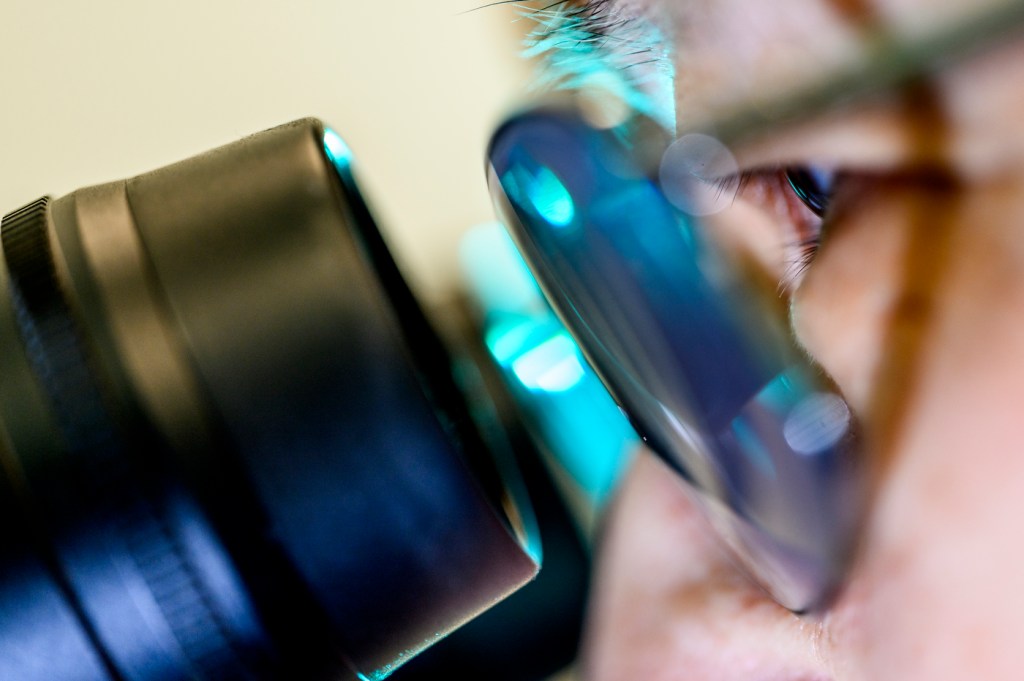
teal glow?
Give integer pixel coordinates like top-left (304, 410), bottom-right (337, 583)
top-left (484, 316), bottom-right (636, 506)
top-left (323, 128), bottom-right (353, 169)
top-left (526, 166), bottom-right (575, 227)
top-left (487, 318), bottom-right (537, 365)
top-left (459, 223), bottom-right (546, 318)
top-left (729, 418), bottom-right (776, 479)
top-left (511, 332), bottom-right (585, 393)
top-left (359, 634), bottom-right (451, 681)
top-left (468, 225), bottom-right (638, 512)
top-left (359, 667), bottom-right (392, 681)
top-left (521, 3), bottom-right (677, 131)
top-left (357, 653), bottom-right (406, 679)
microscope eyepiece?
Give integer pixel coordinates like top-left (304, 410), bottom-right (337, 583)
top-left (0, 119), bottom-right (539, 681)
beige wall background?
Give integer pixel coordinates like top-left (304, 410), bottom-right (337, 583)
top-left (0, 0), bottom-right (532, 301)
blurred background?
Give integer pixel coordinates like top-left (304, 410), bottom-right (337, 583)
top-left (0, 0), bottom-right (531, 303)
top-left (0, 2), bottom-right (642, 679)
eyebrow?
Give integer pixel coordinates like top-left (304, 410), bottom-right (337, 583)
top-left (521, 0), bottom-right (678, 130)
top-left (687, 0), bottom-right (1024, 147)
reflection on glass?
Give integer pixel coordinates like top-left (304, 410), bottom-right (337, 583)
top-left (488, 105), bottom-right (863, 612)
top-left (460, 223), bottom-right (638, 532)
top-left (323, 128), bottom-right (353, 169)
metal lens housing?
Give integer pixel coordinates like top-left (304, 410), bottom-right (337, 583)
top-left (0, 119), bottom-right (539, 681)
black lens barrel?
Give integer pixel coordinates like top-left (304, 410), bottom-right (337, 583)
top-left (0, 119), bottom-right (538, 681)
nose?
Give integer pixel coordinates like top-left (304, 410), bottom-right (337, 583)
top-left (580, 452), bottom-right (836, 681)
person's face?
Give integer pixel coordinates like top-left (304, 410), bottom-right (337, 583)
top-left (577, 1), bottom-right (1024, 679)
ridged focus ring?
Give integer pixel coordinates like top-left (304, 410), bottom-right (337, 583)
top-left (1, 198), bottom-right (253, 679)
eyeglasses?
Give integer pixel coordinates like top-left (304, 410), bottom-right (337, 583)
top-left (486, 0), bottom-right (1024, 613)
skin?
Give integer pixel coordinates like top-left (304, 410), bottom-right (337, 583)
top-left (580, 1), bottom-right (1024, 679)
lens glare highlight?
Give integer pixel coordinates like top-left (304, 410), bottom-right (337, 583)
top-left (323, 128), bottom-right (353, 169)
top-left (461, 223), bottom-right (638, 524)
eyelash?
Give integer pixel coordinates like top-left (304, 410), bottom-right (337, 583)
top-left (712, 169), bottom-right (827, 291)
top-left (519, 3), bottom-right (823, 288)
top-left (524, 1), bottom-right (641, 50)
top-left (532, 1), bottom-right (626, 31)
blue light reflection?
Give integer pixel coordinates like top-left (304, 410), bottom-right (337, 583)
top-left (323, 128), bottom-right (353, 169)
top-left (525, 167), bottom-right (575, 227)
top-left (462, 224), bottom-right (637, 517)
top-left (510, 332), bottom-right (585, 393)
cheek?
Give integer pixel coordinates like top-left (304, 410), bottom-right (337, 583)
top-left (789, 194), bottom-right (914, 414)
top-left (791, 180), bottom-right (1024, 447)
top-left (792, 182), bottom-right (1024, 679)
top-left (581, 454), bottom-right (833, 681)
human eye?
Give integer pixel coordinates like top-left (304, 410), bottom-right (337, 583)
top-left (784, 166), bottom-right (835, 217)
top-left (680, 163), bottom-right (840, 294)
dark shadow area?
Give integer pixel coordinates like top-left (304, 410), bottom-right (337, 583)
top-left (392, 420), bottom-right (590, 681)
top-left (392, 305), bottom-right (592, 681)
